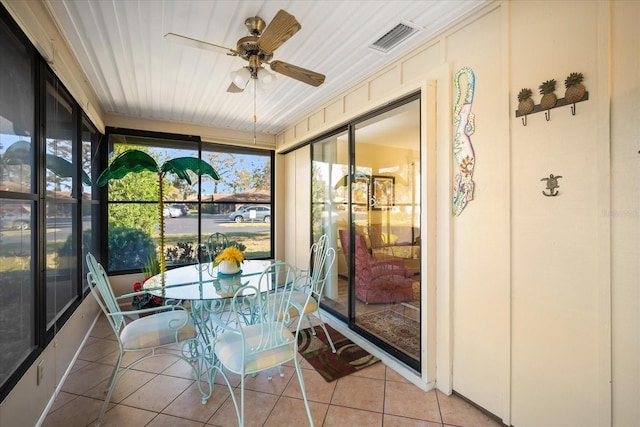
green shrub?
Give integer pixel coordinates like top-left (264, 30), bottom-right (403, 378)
top-left (107, 226), bottom-right (156, 271)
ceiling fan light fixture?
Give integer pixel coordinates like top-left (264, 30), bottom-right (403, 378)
top-left (257, 67), bottom-right (276, 88)
top-left (230, 67), bottom-right (251, 88)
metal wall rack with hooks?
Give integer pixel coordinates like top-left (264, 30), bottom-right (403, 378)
top-left (516, 92), bottom-right (589, 126)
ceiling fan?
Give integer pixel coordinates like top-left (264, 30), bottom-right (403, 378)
top-left (165, 9), bottom-right (326, 93)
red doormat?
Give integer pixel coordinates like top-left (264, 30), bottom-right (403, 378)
top-left (297, 324), bottom-right (379, 382)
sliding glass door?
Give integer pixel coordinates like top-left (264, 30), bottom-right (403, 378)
top-left (311, 93), bottom-right (421, 369)
top-left (311, 129), bottom-right (348, 318)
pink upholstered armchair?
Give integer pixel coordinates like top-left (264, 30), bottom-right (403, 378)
top-left (339, 229), bottom-right (414, 304)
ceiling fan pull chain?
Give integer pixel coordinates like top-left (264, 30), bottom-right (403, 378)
top-left (253, 78), bottom-right (257, 144)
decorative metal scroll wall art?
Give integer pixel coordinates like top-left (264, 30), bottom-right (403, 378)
top-left (452, 67), bottom-right (476, 216)
top-left (516, 72), bottom-right (588, 126)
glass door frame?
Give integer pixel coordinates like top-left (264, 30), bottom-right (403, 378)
top-left (311, 91), bottom-right (421, 371)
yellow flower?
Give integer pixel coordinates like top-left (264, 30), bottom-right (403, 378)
top-left (214, 246), bottom-right (245, 267)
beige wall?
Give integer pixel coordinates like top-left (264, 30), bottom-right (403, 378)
top-left (0, 297), bottom-right (99, 427)
top-left (610, 2), bottom-right (640, 426)
top-left (277, 1), bottom-right (639, 426)
top-left (510, 1), bottom-right (611, 426)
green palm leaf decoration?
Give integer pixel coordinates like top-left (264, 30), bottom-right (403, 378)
top-left (3, 140), bottom-right (91, 185)
top-left (97, 149), bottom-right (220, 286)
top-left (162, 157), bottom-right (220, 184)
top-left (96, 150), bottom-right (158, 185)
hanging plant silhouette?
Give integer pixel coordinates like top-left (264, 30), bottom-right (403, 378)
top-left (97, 149), bottom-right (219, 285)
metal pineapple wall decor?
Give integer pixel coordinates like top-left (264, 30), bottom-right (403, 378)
top-left (515, 72), bottom-right (588, 125)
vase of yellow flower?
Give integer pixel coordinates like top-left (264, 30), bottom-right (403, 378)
top-left (214, 246), bottom-right (244, 275)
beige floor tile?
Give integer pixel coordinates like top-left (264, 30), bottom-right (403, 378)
top-left (212, 366), bottom-right (242, 388)
top-left (436, 391), bottom-right (503, 427)
top-left (349, 361), bottom-right (386, 380)
top-left (207, 388), bottom-right (279, 427)
top-left (384, 414), bottom-right (443, 427)
top-left (60, 362), bottom-right (116, 395)
top-left (331, 375), bottom-right (385, 412)
top-left (84, 368), bottom-right (156, 403)
top-left (148, 413), bottom-right (206, 426)
top-left (96, 347), bottom-right (150, 368)
top-left (47, 391), bottom-right (78, 413)
top-left (120, 374), bottom-right (193, 412)
top-left (282, 366), bottom-right (337, 404)
top-left (162, 358), bottom-right (201, 379)
top-left (45, 313), bottom-right (508, 427)
top-left (243, 365), bottom-right (295, 395)
top-left (90, 320), bottom-right (115, 339)
top-left (322, 404), bottom-right (383, 427)
top-left (126, 351), bottom-right (183, 373)
top-left (94, 403), bottom-right (157, 426)
top-left (78, 338), bottom-right (119, 361)
top-left (384, 382), bottom-right (441, 423)
top-left (69, 358), bottom-right (91, 374)
top-left (386, 367), bottom-right (412, 383)
top-left (263, 396), bottom-right (328, 427)
top-left (162, 382), bottom-right (230, 422)
top-left (42, 396), bottom-right (105, 427)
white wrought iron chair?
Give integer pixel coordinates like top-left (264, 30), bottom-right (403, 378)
top-left (206, 232), bottom-right (229, 258)
top-left (290, 234), bottom-right (337, 352)
top-left (85, 253), bottom-right (210, 426)
top-left (213, 261), bottom-right (315, 427)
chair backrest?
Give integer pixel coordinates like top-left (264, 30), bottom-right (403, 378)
top-left (86, 253), bottom-right (125, 334)
top-left (206, 232), bottom-right (229, 258)
top-left (231, 261), bottom-right (309, 353)
top-left (306, 235), bottom-right (336, 298)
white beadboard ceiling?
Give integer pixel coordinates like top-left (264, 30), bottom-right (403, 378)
top-left (43, 0), bottom-right (489, 136)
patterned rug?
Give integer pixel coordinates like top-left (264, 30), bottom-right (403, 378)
top-left (297, 324), bottom-right (380, 382)
top-left (357, 309), bottom-right (420, 359)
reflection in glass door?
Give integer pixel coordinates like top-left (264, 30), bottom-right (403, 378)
top-left (311, 93), bottom-right (421, 369)
top-left (311, 130), bottom-right (348, 320)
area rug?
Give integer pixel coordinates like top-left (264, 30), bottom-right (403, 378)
top-left (357, 310), bottom-right (420, 359)
top-left (297, 324), bottom-right (379, 382)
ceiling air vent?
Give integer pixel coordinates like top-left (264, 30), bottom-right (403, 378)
top-left (369, 21), bottom-right (422, 54)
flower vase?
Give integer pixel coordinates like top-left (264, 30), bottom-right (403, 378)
top-left (218, 260), bottom-right (240, 275)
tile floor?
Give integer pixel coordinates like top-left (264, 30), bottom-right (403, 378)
top-left (42, 315), bottom-right (503, 427)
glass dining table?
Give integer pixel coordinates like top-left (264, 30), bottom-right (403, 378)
top-left (142, 259), bottom-right (274, 402)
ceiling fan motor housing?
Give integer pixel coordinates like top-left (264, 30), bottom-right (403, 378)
top-left (236, 36), bottom-right (273, 63)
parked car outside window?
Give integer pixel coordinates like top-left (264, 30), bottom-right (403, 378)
top-left (172, 204), bottom-right (189, 216)
top-left (228, 206), bottom-right (271, 223)
top-left (0, 205), bottom-right (31, 230)
top-left (163, 206), bottom-right (183, 218)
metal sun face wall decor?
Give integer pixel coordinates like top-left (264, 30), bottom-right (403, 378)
top-left (452, 67), bottom-right (476, 216)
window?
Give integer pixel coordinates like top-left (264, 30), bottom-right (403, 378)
top-left (0, 7), bottom-right (37, 394)
top-left (45, 76), bottom-right (79, 328)
top-left (0, 5), bottom-right (99, 400)
top-left (104, 131), bottom-right (274, 273)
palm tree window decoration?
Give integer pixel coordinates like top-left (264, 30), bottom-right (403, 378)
top-left (97, 149), bottom-right (219, 286)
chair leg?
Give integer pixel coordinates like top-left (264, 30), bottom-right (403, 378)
top-left (239, 373), bottom-right (245, 427)
top-left (313, 313), bottom-right (336, 353)
top-left (96, 352), bottom-right (123, 426)
top-left (214, 364), bottom-right (240, 425)
top-left (294, 355), bottom-right (314, 427)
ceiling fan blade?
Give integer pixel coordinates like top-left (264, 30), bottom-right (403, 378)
top-left (257, 10), bottom-right (301, 53)
top-left (227, 82), bottom-right (245, 93)
top-left (164, 32), bottom-right (237, 56)
top-left (270, 60), bottom-right (325, 87)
